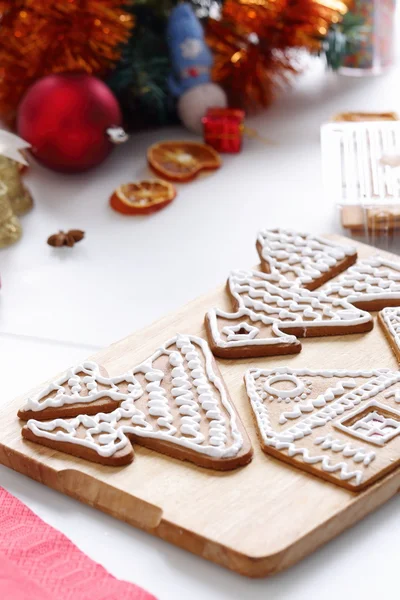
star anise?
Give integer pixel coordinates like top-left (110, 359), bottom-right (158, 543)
top-left (47, 229), bottom-right (85, 248)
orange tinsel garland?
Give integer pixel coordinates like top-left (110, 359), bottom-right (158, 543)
top-left (207, 18), bottom-right (299, 109)
top-left (0, 0), bottom-right (134, 122)
top-left (207, 0), bottom-right (350, 109)
top-left (222, 0), bottom-right (350, 50)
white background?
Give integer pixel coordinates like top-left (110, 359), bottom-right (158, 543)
top-left (1, 56), bottom-right (400, 599)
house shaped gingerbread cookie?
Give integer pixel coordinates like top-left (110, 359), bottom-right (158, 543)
top-left (378, 306), bottom-right (400, 362)
top-left (245, 366), bottom-right (400, 490)
top-left (19, 334), bottom-right (253, 470)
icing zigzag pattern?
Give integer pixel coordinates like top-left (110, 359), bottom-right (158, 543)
top-left (20, 335), bottom-right (252, 470)
top-left (205, 269), bottom-right (373, 358)
top-left (245, 367), bottom-right (400, 490)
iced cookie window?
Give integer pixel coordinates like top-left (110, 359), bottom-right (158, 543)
top-left (335, 401), bottom-right (400, 447)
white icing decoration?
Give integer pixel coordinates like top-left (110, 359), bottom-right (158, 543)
top-left (25, 335), bottom-right (243, 461)
top-left (264, 374), bottom-right (304, 399)
top-left (229, 270), bottom-right (371, 329)
top-left (25, 361), bottom-right (142, 412)
top-left (245, 367), bottom-right (394, 486)
top-left (206, 269), bottom-right (372, 353)
top-left (385, 387), bottom-right (400, 403)
top-left (314, 435), bottom-right (376, 466)
top-left (207, 306), bottom-right (299, 350)
top-left (222, 322), bottom-right (259, 342)
top-left (335, 400), bottom-right (400, 447)
top-left (256, 229), bottom-right (356, 287)
top-left (325, 256), bottom-right (400, 305)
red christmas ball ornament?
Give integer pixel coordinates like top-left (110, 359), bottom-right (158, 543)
top-left (17, 74), bottom-right (127, 173)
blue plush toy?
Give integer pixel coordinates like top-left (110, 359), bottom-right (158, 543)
top-left (167, 3), bottom-right (213, 96)
top-left (167, 3), bottom-right (227, 132)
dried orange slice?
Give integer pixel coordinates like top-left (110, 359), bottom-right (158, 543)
top-left (110, 180), bottom-right (176, 215)
top-left (147, 141), bottom-right (221, 182)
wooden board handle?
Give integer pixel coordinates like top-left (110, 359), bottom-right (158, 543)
top-left (58, 469), bottom-right (163, 530)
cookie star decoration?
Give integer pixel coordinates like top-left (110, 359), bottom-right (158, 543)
top-left (19, 334), bottom-right (253, 470)
top-left (205, 269), bottom-right (373, 358)
top-left (222, 322), bottom-right (260, 342)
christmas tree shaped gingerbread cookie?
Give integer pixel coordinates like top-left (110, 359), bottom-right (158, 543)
top-left (256, 229), bottom-right (357, 290)
top-left (205, 269), bottom-right (373, 358)
top-left (19, 334), bottom-right (253, 470)
top-left (325, 256), bottom-right (400, 311)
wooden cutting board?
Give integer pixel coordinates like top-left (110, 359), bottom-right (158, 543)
top-left (1, 235), bottom-right (400, 578)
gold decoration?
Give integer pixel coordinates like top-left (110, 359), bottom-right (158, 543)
top-left (0, 156), bottom-right (33, 215)
top-left (0, 182), bottom-right (22, 248)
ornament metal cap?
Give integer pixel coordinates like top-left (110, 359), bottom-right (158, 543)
top-left (106, 126), bottom-right (129, 144)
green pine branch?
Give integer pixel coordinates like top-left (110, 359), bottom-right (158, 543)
top-left (106, 5), bottom-right (174, 129)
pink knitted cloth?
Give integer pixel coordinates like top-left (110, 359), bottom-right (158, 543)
top-left (0, 486), bottom-right (156, 600)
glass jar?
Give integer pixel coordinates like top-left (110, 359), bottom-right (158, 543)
top-left (340, 0), bottom-right (397, 76)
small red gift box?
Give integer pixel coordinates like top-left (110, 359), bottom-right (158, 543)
top-left (202, 108), bottom-right (245, 153)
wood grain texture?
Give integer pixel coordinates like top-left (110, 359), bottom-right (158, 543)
top-left (1, 235), bottom-right (400, 577)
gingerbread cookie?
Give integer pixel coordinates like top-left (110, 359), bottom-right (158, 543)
top-left (245, 366), bottom-right (400, 490)
top-left (147, 141), bottom-right (221, 182)
top-left (205, 270), bottom-right (373, 359)
top-left (325, 256), bottom-right (400, 311)
top-left (378, 307), bottom-right (400, 362)
top-left (256, 229), bottom-right (357, 290)
top-left (20, 334), bottom-right (253, 470)
top-left (18, 362), bottom-right (131, 422)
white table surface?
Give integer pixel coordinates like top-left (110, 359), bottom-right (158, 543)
top-left (1, 58), bottom-right (400, 599)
